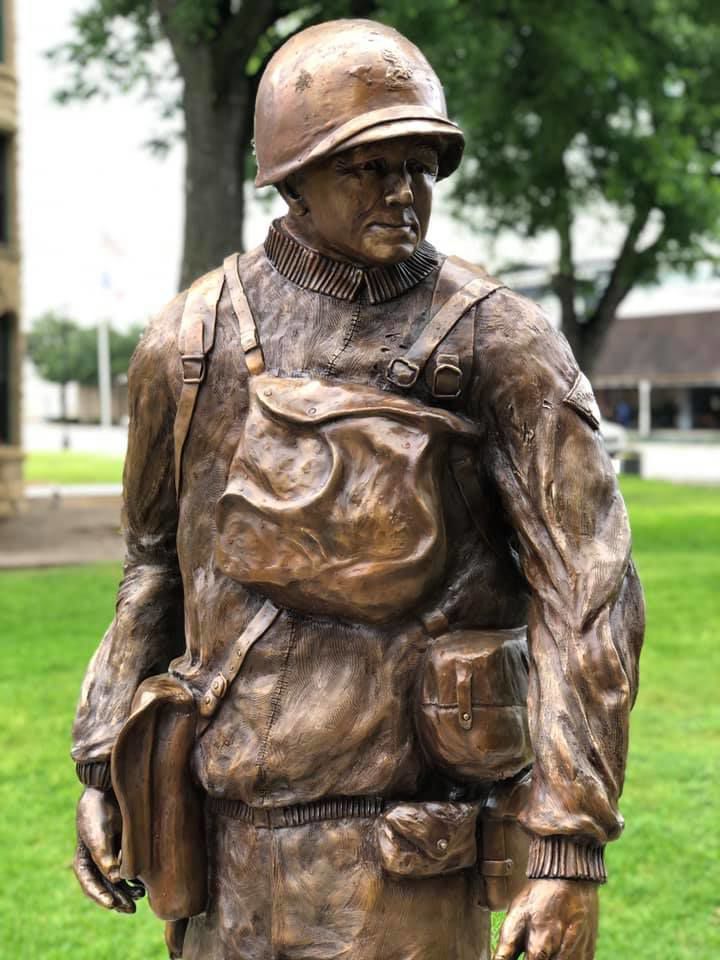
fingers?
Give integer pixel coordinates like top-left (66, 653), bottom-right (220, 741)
top-left (493, 907), bottom-right (527, 960)
top-left (124, 879), bottom-right (146, 901)
top-left (74, 842), bottom-right (116, 911)
top-left (109, 879), bottom-right (140, 915)
top-left (73, 842), bottom-right (139, 914)
top-left (77, 789), bottom-right (122, 883)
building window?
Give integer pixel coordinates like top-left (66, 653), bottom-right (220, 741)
top-left (0, 313), bottom-right (11, 444)
top-left (0, 135), bottom-right (8, 244)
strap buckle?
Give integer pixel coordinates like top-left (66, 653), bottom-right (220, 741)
top-left (432, 354), bottom-right (463, 398)
top-left (181, 352), bottom-right (206, 384)
top-left (386, 356), bottom-right (420, 388)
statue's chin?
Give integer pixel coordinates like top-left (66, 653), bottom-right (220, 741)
top-left (357, 236), bottom-right (419, 267)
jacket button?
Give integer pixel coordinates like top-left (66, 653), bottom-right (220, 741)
top-left (210, 674), bottom-right (228, 698)
top-left (437, 838), bottom-right (449, 852)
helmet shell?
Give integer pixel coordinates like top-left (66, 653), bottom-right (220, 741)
top-left (254, 19), bottom-right (464, 187)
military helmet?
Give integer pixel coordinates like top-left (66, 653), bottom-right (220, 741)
top-left (253, 19), bottom-right (465, 187)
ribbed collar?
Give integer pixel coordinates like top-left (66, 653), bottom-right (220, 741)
top-left (264, 220), bottom-right (439, 304)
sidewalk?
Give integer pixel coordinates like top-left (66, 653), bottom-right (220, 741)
top-left (635, 441), bottom-right (720, 484)
top-left (0, 491), bottom-right (124, 570)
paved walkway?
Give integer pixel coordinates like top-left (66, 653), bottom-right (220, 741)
top-left (635, 442), bottom-right (720, 484)
top-left (0, 493), bottom-right (124, 569)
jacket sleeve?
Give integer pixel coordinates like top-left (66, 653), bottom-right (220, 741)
top-left (474, 291), bottom-right (645, 882)
top-left (71, 296), bottom-right (187, 784)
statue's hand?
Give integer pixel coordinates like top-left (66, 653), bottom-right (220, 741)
top-left (493, 879), bottom-right (598, 960)
top-left (74, 787), bottom-right (145, 914)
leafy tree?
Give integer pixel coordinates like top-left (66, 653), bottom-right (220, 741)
top-left (49, 1), bottom-right (381, 290)
top-left (27, 313), bottom-right (143, 420)
top-left (108, 324), bottom-right (145, 381)
top-left (52, 2), bottom-right (720, 371)
top-left (27, 313), bottom-right (96, 420)
top-left (385, 0), bottom-right (720, 370)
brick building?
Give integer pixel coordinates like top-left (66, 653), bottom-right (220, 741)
top-left (0, 0), bottom-right (20, 515)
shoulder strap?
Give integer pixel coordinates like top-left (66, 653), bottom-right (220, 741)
top-left (174, 269), bottom-right (225, 497)
top-left (223, 253), bottom-right (265, 375)
top-left (387, 256), bottom-right (504, 389)
top-left (196, 599), bottom-right (281, 733)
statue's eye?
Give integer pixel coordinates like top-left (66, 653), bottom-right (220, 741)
top-left (407, 158), bottom-right (438, 177)
top-left (359, 158), bottom-right (385, 174)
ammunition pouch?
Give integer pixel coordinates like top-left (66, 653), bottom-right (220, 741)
top-left (416, 627), bottom-right (532, 782)
top-left (111, 674), bottom-right (207, 921)
top-left (478, 769), bottom-right (532, 911)
top-left (376, 800), bottom-right (479, 879)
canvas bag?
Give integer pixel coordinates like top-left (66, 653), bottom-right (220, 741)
top-left (210, 253), bottom-right (502, 625)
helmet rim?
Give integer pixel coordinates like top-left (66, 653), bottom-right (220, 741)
top-left (255, 106), bottom-right (464, 187)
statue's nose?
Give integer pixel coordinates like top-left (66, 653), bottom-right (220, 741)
top-left (384, 172), bottom-right (414, 206)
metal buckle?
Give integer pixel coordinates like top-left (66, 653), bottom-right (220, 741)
top-left (386, 356), bottom-right (420, 388)
top-left (181, 352), bottom-right (206, 384)
top-left (432, 354), bottom-right (462, 398)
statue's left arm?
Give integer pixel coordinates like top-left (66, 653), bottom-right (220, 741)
top-left (472, 292), bottom-right (645, 957)
top-left (71, 297), bottom-right (186, 913)
top-left (71, 298), bottom-right (186, 776)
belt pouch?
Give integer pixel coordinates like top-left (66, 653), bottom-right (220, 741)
top-left (111, 674), bottom-right (207, 921)
top-left (478, 769), bottom-right (532, 911)
top-left (376, 801), bottom-right (479, 879)
top-left (417, 627), bottom-right (532, 782)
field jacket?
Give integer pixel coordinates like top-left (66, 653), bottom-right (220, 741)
top-left (72, 220), bottom-right (644, 882)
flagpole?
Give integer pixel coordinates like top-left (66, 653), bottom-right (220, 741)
top-left (97, 316), bottom-right (112, 428)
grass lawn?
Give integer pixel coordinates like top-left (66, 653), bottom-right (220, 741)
top-left (0, 477), bottom-right (718, 958)
top-left (24, 451), bottom-right (125, 485)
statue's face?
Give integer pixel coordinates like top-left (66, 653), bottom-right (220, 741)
top-left (290, 136), bottom-right (440, 266)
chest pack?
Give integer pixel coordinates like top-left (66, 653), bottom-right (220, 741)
top-left (174, 252), bottom-right (502, 625)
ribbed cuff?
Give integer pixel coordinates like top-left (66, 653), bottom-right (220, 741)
top-left (76, 760), bottom-right (112, 791)
top-left (527, 835), bottom-right (607, 883)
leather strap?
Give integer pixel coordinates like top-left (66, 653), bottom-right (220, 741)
top-left (387, 258), bottom-right (504, 389)
top-left (174, 269), bottom-right (224, 496)
top-left (430, 255), bottom-right (496, 314)
top-left (223, 253), bottom-right (265, 375)
top-left (196, 599), bottom-right (280, 730)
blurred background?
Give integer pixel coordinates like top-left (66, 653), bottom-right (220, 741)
top-left (0, 2), bottom-right (718, 958)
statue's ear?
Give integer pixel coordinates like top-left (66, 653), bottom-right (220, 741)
top-left (277, 176), bottom-right (308, 216)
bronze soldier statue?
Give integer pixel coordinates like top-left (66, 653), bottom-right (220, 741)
top-left (71, 20), bottom-right (644, 960)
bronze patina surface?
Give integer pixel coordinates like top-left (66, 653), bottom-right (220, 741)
top-left (71, 19), bottom-right (644, 960)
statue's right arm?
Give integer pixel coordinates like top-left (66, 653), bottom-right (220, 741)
top-left (71, 294), bottom-right (187, 911)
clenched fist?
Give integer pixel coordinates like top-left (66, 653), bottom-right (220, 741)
top-left (73, 787), bottom-right (145, 914)
top-left (494, 879), bottom-right (598, 960)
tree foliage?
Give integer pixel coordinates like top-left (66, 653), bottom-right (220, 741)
top-left (28, 312), bottom-right (143, 389)
top-left (27, 313), bottom-right (95, 389)
top-left (49, 1), bottom-right (381, 286)
top-left (51, 1), bottom-right (720, 369)
top-left (384, 0), bottom-right (720, 368)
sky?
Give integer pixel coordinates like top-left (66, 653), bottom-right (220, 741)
top-left (18, 2), bottom-right (720, 335)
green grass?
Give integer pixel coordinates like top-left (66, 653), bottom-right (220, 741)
top-left (0, 478), bottom-right (718, 958)
top-left (24, 452), bottom-right (124, 485)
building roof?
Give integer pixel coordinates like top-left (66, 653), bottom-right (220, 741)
top-left (592, 310), bottom-right (720, 387)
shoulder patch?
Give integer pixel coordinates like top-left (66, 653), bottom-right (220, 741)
top-left (563, 371), bottom-right (601, 430)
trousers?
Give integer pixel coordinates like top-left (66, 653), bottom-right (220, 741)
top-left (181, 807), bottom-right (490, 960)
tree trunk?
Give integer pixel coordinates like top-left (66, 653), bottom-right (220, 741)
top-left (567, 309), bottom-right (618, 376)
top-left (559, 202), bottom-right (657, 376)
top-left (179, 75), bottom-right (251, 289)
top-left (59, 381), bottom-right (68, 422)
